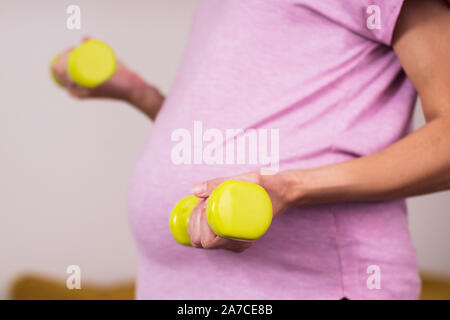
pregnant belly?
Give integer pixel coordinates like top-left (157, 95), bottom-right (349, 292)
top-left (127, 135), bottom-right (340, 271)
top-left (126, 123), bottom-right (257, 260)
top-left (126, 122), bottom-right (419, 301)
top-left (126, 111), bottom-right (346, 261)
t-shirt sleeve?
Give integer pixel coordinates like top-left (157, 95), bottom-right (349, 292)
top-left (292, 0), bottom-right (407, 46)
top-left (360, 0), bottom-right (406, 45)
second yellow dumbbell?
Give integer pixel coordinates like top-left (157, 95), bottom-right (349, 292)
top-left (51, 39), bottom-right (117, 88)
top-left (169, 180), bottom-right (273, 246)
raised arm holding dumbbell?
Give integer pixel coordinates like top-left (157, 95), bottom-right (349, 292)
top-left (51, 38), bottom-right (164, 120)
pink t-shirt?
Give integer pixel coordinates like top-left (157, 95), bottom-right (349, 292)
top-left (128, 0), bottom-right (420, 299)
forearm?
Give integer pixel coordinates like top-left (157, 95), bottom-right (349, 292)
top-left (284, 116), bottom-right (450, 207)
top-left (127, 76), bottom-right (165, 120)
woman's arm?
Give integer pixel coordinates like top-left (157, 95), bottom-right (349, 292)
top-left (283, 0), bottom-right (450, 207)
top-left (52, 38), bottom-right (165, 120)
top-left (126, 74), bottom-right (165, 120)
top-left (187, 0), bottom-right (450, 252)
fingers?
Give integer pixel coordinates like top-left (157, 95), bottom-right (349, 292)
top-left (190, 177), bottom-right (227, 198)
top-left (226, 240), bottom-right (253, 253)
top-left (188, 172), bottom-right (264, 253)
top-left (51, 46), bottom-right (95, 98)
top-left (187, 199), bottom-right (219, 249)
top-left (186, 198), bottom-right (253, 252)
top-left (51, 48), bottom-right (74, 88)
top-left (190, 172), bottom-right (264, 199)
top-left (187, 200), bottom-right (204, 248)
top-left (52, 37), bottom-right (90, 90)
top-left (231, 172), bottom-right (263, 185)
top-left (199, 206), bottom-right (218, 248)
top-left (67, 86), bottom-right (92, 98)
top-left (66, 79), bottom-right (92, 97)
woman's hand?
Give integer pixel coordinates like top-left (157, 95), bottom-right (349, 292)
top-left (51, 37), bottom-right (164, 120)
top-left (187, 172), bottom-right (294, 253)
top-left (51, 38), bottom-right (138, 100)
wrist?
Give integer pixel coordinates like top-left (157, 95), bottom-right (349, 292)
top-left (280, 170), bottom-right (309, 208)
top-left (258, 171), bottom-right (307, 215)
top-left (283, 165), bottom-right (356, 207)
top-left (127, 72), bottom-right (147, 104)
top-left (128, 75), bottom-right (164, 119)
top-left (281, 168), bottom-right (332, 208)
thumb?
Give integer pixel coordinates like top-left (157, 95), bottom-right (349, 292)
top-left (190, 177), bottom-right (227, 198)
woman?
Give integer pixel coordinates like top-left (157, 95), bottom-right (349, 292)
top-left (52, 0), bottom-right (450, 299)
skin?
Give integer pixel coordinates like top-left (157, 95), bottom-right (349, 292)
top-left (53, 0), bottom-right (450, 253)
top-left (52, 37), bottom-right (164, 120)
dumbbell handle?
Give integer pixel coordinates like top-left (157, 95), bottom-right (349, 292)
top-left (169, 181), bottom-right (273, 246)
top-left (50, 39), bottom-right (117, 88)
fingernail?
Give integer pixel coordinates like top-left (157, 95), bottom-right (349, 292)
top-left (191, 183), bottom-right (206, 196)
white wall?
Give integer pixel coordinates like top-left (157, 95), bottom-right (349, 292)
top-left (0, 0), bottom-right (448, 300)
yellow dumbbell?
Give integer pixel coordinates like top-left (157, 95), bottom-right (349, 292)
top-left (169, 180), bottom-right (273, 246)
top-left (50, 39), bottom-right (117, 88)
